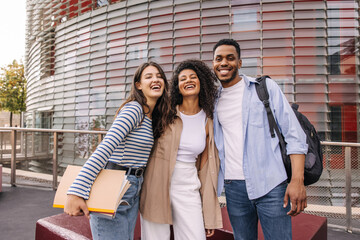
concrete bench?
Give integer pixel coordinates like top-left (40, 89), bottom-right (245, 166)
top-left (305, 204), bottom-right (360, 219)
top-left (35, 208), bottom-right (326, 240)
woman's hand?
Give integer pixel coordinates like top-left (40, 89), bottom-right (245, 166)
top-left (205, 229), bottom-right (215, 237)
top-left (64, 194), bottom-right (90, 219)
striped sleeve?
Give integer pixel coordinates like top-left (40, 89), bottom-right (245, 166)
top-left (67, 101), bottom-right (143, 199)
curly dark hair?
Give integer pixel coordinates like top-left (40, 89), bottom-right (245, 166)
top-left (115, 61), bottom-right (172, 139)
top-left (170, 59), bottom-right (218, 120)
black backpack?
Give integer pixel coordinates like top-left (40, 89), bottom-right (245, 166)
top-left (255, 76), bottom-right (323, 186)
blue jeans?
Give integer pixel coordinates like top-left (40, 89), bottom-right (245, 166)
top-left (90, 175), bottom-right (143, 240)
top-left (224, 180), bottom-right (291, 240)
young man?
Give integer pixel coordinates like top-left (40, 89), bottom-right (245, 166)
top-left (212, 39), bottom-right (308, 239)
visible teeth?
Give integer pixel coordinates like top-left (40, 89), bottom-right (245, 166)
top-left (220, 70), bottom-right (229, 74)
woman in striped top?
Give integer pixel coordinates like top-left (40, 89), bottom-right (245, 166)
top-left (64, 62), bottom-right (171, 240)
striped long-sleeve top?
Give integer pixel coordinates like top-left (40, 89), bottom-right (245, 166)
top-left (67, 101), bottom-right (154, 199)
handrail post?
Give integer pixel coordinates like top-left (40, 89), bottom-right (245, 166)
top-left (1, 132), bottom-right (3, 160)
top-left (345, 146), bottom-right (352, 233)
top-left (10, 130), bottom-right (17, 186)
top-left (53, 131), bottom-right (58, 190)
top-left (25, 132), bottom-right (28, 160)
top-left (98, 133), bottom-right (102, 145)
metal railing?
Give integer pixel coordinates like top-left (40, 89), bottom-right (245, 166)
top-left (0, 127), bottom-right (359, 233)
top-left (0, 127), bottom-right (107, 190)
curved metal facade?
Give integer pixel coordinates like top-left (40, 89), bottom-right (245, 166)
top-left (25, 0), bottom-right (360, 164)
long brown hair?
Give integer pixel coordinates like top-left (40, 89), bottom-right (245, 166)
top-left (115, 61), bottom-right (171, 139)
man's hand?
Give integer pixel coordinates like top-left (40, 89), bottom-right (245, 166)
top-left (283, 179), bottom-right (307, 216)
top-left (64, 194), bottom-right (90, 219)
top-left (284, 154), bottom-right (307, 216)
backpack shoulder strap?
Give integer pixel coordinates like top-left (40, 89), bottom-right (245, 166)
top-left (255, 76), bottom-right (276, 138)
top-left (255, 76), bottom-right (288, 158)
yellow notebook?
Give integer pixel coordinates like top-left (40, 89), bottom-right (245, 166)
top-left (53, 165), bottom-right (131, 218)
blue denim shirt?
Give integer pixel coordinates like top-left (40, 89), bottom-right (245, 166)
top-left (214, 74), bottom-right (308, 200)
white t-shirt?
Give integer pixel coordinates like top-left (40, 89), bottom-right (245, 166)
top-left (217, 79), bottom-right (245, 180)
top-left (176, 109), bottom-right (206, 163)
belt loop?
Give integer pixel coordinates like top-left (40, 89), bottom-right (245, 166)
top-left (126, 167), bottom-right (132, 176)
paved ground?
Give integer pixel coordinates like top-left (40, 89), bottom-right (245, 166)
top-left (0, 172), bottom-right (360, 240)
top-left (0, 184), bottom-right (62, 240)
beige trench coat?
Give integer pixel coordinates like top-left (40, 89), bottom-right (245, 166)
top-left (139, 111), bottom-right (223, 229)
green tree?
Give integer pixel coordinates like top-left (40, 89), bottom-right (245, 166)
top-left (0, 60), bottom-right (26, 127)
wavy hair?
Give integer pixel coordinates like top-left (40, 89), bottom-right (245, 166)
top-left (170, 59), bottom-right (217, 119)
top-left (115, 61), bottom-right (171, 139)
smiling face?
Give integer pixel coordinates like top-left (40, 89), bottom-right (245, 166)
top-left (135, 65), bottom-right (165, 102)
top-left (178, 69), bottom-right (201, 98)
top-left (213, 45), bottom-right (242, 88)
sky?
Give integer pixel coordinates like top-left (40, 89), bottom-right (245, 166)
top-left (0, 1), bottom-right (26, 68)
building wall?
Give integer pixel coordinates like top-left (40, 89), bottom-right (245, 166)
top-left (25, 0), bottom-right (360, 165)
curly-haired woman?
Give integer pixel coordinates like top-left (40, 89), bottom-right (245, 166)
top-left (140, 59), bottom-right (223, 240)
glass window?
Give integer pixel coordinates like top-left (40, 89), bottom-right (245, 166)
top-left (149, 7), bottom-right (173, 17)
top-left (296, 93), bottom-right (327, 103)
top-left (149, 31), bottom-right (173, 41)
top-left (174, 45), bottom-right (200, 54)
top-left (295, 10), bottom-right (325, 19)
top-left (202, 16), bottom-right (229, 26)
top-left (174, 19), bottom-right (200, 29)
top-left (263, 48), bottom-right (292, 57)
top-left (295, 66), bottom-right (327, 75)
top-left (263, 39), bottom-right (292, 48)
top-left (295, 56), bottom-right (326, 65)
top-left (174, 2), bottom-right (200, 12)
top-left (263, 20), bottom-right (292, 30)
top-left (263, 29), bottom-right (292, 39)
top-left (295, 47), bottom-right (326, 56)
top-left (233, 31), bottom-right (261, 40)
top-left (127, 19), bottom-right (148, 29)
top-left (295, 20), bottom-right (326, 28)
top-left (263, 57), bottom-right (292, 66)
top-left (149, 23), bottom-right (173, 33)
top-left (174, 28), bottom-right (200, 38)
top-left (107, 69), bottom-right (126, 78)
top-left (107, 24), bottom-right (126, 34)
top-left (107, 53), bottom-right (126, 63)
top-left (108, 31), bottom-right (126, 41)
top-left (108, 17), bottom-right (126, 27)
top-left (295, 1), bottom-right (325, 10)
top-left (295, 38), bottom-right (326, 47)
top-left (174, 11), bottom-right (200, 21)
top-left (263, 11), bottom-right (292, 21)
top-left (328, 28), bottom-right (357, 37)
top-left (149, 48), bottom-right (173, 57)
top-left (149, 39), bottom-right (172, 49)
top-left (263, 66), bottom-right (293, 75)
top-left (263, 2), bottom-right (292, 11)
top-left (232, 6), bottom-right (259, 32)
top-left (174, 36), bottom-right (200, 46)
top-left (149, 15), bottom-right (173, 24)
top-left (202, 8), bottom-right (229, 17)
top-left (295, 29), bottom-right (326, 38)
top-left (174, 53), bottom-right (200, 63)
